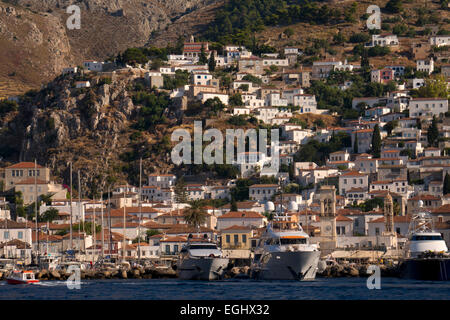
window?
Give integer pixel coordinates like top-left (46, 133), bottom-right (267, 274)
top-left (396, 228), bottom-right (401, 234)
top-left (174, 245), bottom-right (179, 253)
top-left (226, 235), bottom-right (230, 243)
top-left (234, 235), bottom-right (239, 244)
top-left (165, 245), bottom-right (170, 254)
top-left (18, 231), bottom-right (23, 239)
top-left (375, 228), bottom-right (380, 235)
top-left (242, 235), bottom-right (247, 243)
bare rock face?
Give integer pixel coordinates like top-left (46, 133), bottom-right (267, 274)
top-left (0, 0), bottom-right (218, 96)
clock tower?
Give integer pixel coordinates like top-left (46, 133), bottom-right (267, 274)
top-left (318, 185), bottom-right (337, 255)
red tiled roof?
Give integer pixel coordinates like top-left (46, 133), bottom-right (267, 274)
top-left (218, 211), bottom-right (264, 219)
top-left (6, 162), bottom-right (44, 169)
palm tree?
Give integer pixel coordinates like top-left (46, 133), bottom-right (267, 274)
top-left (183, 200), bottom-right (207, 230)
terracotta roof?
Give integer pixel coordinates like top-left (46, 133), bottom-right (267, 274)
top-left (409, 194), bottom-right (441, 201)
top-left (0, 239), bottom-right (30, 249)
top-left (336, 215), bottom-right (353, 222)
top-left (218, 211), bottom-right (264, 219)
top-left (432, 204), bottom-right (450, 214)
top-left (222, 225), bottom-right (253, 231)
top-left (160, 236), bottom-right (187, 243)
top-left (15, 178), bottom-right (50, 185)
top-left (249, 184), bottom-right (279, 188)
top-left (341, 171), bottom-right (367, 177)
top-left (369, 216), bottom-right (411, 223)
top-left (0, 219), bottom-right (28, 229)
top-left (5, 162), bottom-right (44, 169)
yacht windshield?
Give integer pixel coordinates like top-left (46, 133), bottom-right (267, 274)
top-left (280, 238), bottom-right (306, 245)
top-left (411, 235), bottom-right (443, 241)
top-left (189, 245), bottom-right (218, 250)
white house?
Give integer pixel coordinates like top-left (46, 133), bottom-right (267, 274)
top-left (75, 81), bottom-right (91, 89)
top-left (197, 92), bottom-right (229, 105)
top-left (339, 171), bottom-right (369, 195)
top-left (217, 211), bottom-right (266, 231)
top-left (293, 94), bottom-right (318, 114)
top-left (429, 36), bottom-right (450, 47)
top-left (409, 98), bottom-right (448, 118)
top-left (248, 184), bottom-right (279, 201)
top-left (366, 34), bottom-right (399, 47)
top-left (416, 59), bottom-right (434, 75)
top-left (83, 61), bottom-right (104, 72)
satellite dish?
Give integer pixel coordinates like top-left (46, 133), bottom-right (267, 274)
top-left (418, 200), bottom-right (424, 208)
top-left (265, 201), bottom-right (275, 212)
top-left (288, 201), bottom-right (298, 212)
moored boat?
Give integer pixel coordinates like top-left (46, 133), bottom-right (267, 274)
top-left (250, 214), bottom-right (320, 281)
top-left (400, 201), bottom-right (450, 280)
top-left (6, 270), bottom-right (40, 285)
top-left (177, 239), bottom-right (229, 280)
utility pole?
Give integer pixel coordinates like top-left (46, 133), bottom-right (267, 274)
top-left (138, 158), bottom-right (142, 262)
top-left (108, 187), bottom-right (112, 258)
top-left (69, 162), bottom-right (73, 255)
top-left (78, 170), bottom-right (82, 253)
top-left (34, 159), bottom-right (39, 266)
top-left (93, 197), bottom-right (96, 263)
top-left (122, 184), bottom-right (127, 261)
top-left (101, 192), bottom-right (105, 258)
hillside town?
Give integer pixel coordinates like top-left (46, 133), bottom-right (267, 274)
top-left (1, 32), bottom-right (449, 269)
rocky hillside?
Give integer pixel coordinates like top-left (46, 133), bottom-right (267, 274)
top-left (0, 0), bottom-right (218, 98)
top-left (0, 70), bottom-right (181, 193)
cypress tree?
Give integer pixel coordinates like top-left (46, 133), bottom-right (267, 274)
top-left (199, 44), bottom-right (208, 64)
top-left (444, 173), bottom-right (450, 195)
top-left (371, 124), bottom-right (381, 158)
top-left (208, 51), bottom-right (216, 72)
top-left (427, 116), bottom-right (439, 147)
top-left (354, 133), bottom-right (359, 154)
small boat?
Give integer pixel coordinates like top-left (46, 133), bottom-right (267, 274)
top-left (6, 270), bottom-right (40, 285)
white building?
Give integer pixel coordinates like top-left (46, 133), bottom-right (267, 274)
top-left (83, 61), bottom-right (104, 72)
top-left (409, 98), bottom-right (448, 118)
top-left (248, 184), bottom-right (279, 201)
top-left (429, 36), bottom-right (450, 47)
top-left (148, 174), bottom-right (176, 189)
top-left (366, 34), bottom-right (399, 47)
top-left (416, 59), bottom-right (434, 75)
top-left (339, 171), bottom-right (369, 195)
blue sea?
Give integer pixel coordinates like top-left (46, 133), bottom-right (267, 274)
top-left (1, 278), bottom-right (450, 300)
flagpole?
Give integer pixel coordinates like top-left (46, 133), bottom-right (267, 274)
top-left (101, 192), bottom-right (104, 258)
top-left (138, 158), bottom-right (142, 262)
top-left (69, 162), bottom-right (73, 255)
top-left (34, 159), bottom-right (39, 266)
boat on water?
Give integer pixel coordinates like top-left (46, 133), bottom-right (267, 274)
top-left (176, 239), bottom-right (229, 280)
top-left (6, 270), bottom-right (40, 285)
top-left (250, 214), bottom-right (320, 281)
top-left (400, 201), bottom-right (450, 280)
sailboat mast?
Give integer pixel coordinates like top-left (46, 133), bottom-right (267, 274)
top-left (34, 159), bottom-right (39, 265)
top-left (108, 187), bottom-right (112, 257)
top-left (78, 170), bottom-right (82, 252)
top-left (69, 162), bottom-right (73, 254)
top-left (93, 197), bottom-right (96, 262)
top-left (122, 184), bottom-right (127, 261)
top-left (138, 158), bottom-right (142, 261)
top-left (101, 193), bottom-right (104, 258)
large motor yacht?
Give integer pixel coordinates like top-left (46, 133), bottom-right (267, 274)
top-left (177, 239), bottom-right (229, 280)
top-left (250, 214), bottom-right (320, 281)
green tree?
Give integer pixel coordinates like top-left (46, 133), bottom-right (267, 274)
top-left (174, 177), bottom-right (188, 204)
top-left (444, 173), bottom-right (450, 195)
top-left (208, 51), bottom-right (216, 72)
top-left (385, 0), bottom-right (403, 13)
top-left (371, 124), bottom-right (381, 158)
top-left (40, 208), bottom-right (59, 222)
top-left (427, 116), bottom-right (439, 147)
top-left (183, 200), bottom-right (207, 229)
top-left (229, 93), bottom-right (243, 106)
top-left (199, 44), bottom-right (208, 64)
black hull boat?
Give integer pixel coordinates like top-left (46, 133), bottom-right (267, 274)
top-left (400, 257), bottom-right (450, 281)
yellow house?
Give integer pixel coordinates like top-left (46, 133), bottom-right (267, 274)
top-left (221, 225), bottom-right (254, 250)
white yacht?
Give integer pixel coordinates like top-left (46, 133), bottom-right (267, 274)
top-left (404, 209), bottom-right (448, 258)
top-left (401, 201), bottom-right (450, 280)
top-left (177, 240), bottom-right (229, 280)
top-left (250, 215), bottom-right (320, 281)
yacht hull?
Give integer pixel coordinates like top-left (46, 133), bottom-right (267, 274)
top-left (251, 251), bottom-right (320, 281)
top-left (400, 258), bottom-right (450, 281)
top-left (178, 258), bottom-right (229, 280)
